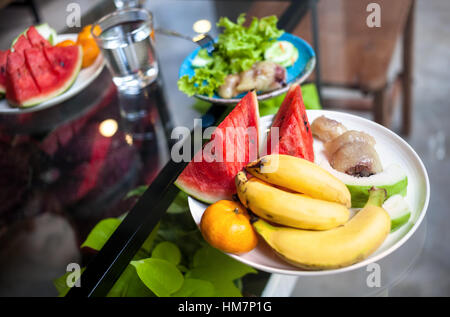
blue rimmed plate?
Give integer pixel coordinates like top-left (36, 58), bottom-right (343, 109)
top-left (178, 32), bottom-right (316, 105)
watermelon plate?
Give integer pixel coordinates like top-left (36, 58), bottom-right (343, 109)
top-left (0, 33), bottom-right (105, 114)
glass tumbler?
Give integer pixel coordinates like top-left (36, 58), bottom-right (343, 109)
top-left (92, 8), bottom-right (158, 92)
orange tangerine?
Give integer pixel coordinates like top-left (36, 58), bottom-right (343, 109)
top-left (56, 40), bottom-right (76, 47)
top-left (200, 200), bottom-right (258, 254)
top-left (77, 38), bottom-right (100, 68)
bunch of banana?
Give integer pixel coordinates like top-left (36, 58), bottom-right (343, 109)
top-left (235, 154), bottom-right (391, 269)
top-left (245, 154), bottom-right (352, 207)
top-left (235, 172), bottom-right (350, 230)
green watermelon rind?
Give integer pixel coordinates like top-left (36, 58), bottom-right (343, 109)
top-left (174, 181), bottom-right (218, 205)
top-left (9, 46), bottom-right (83, 108)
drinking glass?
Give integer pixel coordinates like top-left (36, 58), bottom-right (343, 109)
top-left (92, 8), bottom-right (158, 92)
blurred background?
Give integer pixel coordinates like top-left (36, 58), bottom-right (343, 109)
top-left (0, 0), bottom-right (448, 296)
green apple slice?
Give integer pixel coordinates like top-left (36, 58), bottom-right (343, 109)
top-left (382, 194), bottom-right (411, 232)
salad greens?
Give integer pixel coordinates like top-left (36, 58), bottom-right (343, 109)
top-left (54, 191), bottom-right (256, 297)
top-left (178, 14), bottom-right (284, 97)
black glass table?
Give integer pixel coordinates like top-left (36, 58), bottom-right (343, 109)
top-left (0, 0), bottom-right (318, 297)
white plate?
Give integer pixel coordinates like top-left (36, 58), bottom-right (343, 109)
top-left (0, 34), bottom-right (105, 114)
top-left (188, 110), bottom-right (430, 276)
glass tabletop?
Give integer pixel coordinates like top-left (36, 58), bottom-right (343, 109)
top-left (0, 0), bottom-right (277, 297)
top-left (0, 0), bottom-right (443, 297)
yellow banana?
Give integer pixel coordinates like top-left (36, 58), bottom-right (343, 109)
top-left (235, 171), bottom-right (350, 230)
top-left (252, 188), bottom-right (391, 270)
top-left (246, 154), bottom-right (352, 208)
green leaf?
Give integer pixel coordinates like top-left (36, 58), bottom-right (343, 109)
top-left (53, 267), bottom-right (85, 297)
top-left (152, 241), bottom-right (182, 265)
top-left (186, 269), bottom-right (242, 297)
top-left (131, 258), bottom-right (184, 297)
top-left (301, 83), bottom-right (322, 110)
top-left (125, 185), bottom-right (148, 199)
top-left (107, 265), bottom-right (155, 297)
top-left (134, 222), bottom-right (161, 260)
top-left (171, 278), bottom-right (215, 297)
top-left (258, 92), bottom-right (287, 116)
top-left (167, 191), bottom-right (189, 214)
top-left (186, 245), bottom-right (257, 296)
top-left (80, 218), bottom-right (121, 251)
top-left (192, 245), bottom-right (257, 280)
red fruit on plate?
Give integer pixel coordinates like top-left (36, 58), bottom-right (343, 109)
top-left (5, 45), bottom-right (82, 107)
top-left (176, 91), bottom-right (260, 204)
top-left (24, 47), bottom-right (58, 94)
top-left (5, 51), bottom-right (40, 105)
top-left (265, 84), bottom-right (314, 162)
top-left (26, 25), bottom-right (51, 48)
top-left (0, 50), bottom-right (9, 94)
top-left (12, 35), bottom-right (32, 55)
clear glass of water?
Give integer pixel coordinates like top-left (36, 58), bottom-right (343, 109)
top-left (92, 8), bottom-right (158, 92)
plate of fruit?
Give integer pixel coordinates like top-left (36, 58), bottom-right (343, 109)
top-left (177, 84), bottom-right (430, 275)
top-left (0, 24), bottom-right (105, 114)
top-left (177, 14), bottom-right (315, 104)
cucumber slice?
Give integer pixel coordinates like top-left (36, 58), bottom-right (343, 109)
top-left (319, 162), bottom-right (408, 208)
top-left (191, 49), bottom-right (213, 68)
top-left (264, 41), bottom-right (298, 67)
top-left (278, 47), bottom-right (298, 68)
top-left (382, 194), bottom-right (411, 232)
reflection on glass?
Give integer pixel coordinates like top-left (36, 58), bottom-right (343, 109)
top-left (113, 0), bottom-right (143, 10)
top-left (99, 119), bottom-right (118, 137)
top-left (93, 9), bottom-right (158, 92)
top-left (193, 19), bottom-right (212, 33)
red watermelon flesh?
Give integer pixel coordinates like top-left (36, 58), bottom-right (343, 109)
top-left (12, 35), bottom-right (32, 54)
top-left (6, 45), bottom-right (82, 107)
top-left (24, 47), bottom-right (58, 93)
top-left (26, 26), bottom-right (51, 48)
top-left (175, 91), bottom-right (260, 204)
top-left (44, 45), bottom-right (81, 77)
top-left (5, 51), bottom-right (40, 104)
top-left (0, 50), bottom-right (9, 93)
top-left (265, 84), bottom-right (314, 162)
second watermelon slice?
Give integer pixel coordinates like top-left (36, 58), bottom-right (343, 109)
top-left (264, 84), bottom-right (314, 162)
top-left (0, 50), bottom-right (9, 94)
top-left (175, 91), bottom-right (260, 204)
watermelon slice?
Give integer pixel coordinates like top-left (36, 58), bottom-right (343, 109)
top-left (24, 47), bottom-right (58, 93)
top-left (6, 45), bottom-right (82, 107)
top-left (175, 91), bottom-right (260, 203)
top-left (11, 23), bottom-right (58, 47)
top-left (5, 51), bottom-right (40, 105)
top-left (12, 35), bottom-right (32, 54)
top-left (26, 25), bottom-right (51, 48)
top-left (265, 84), bottom-right (314, 162)
top-left (0, 50), bottom-right (9, 94)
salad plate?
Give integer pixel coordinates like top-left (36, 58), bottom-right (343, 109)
top-left (187, 110), bottom-right (430, 276)
top-left (179, 32), bottom-right (316, 105)
top-left (0, 34), bottom-right (105, 114)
